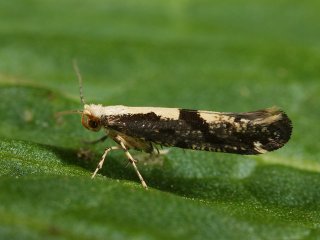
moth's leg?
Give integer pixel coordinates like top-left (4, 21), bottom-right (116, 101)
top-left (151, 143), bottom-right (170, 155)
top-left (91, 146), bottom-right (122, 179)
top-left (117, 140), bottom-right (148, 189)
top-left (84, 135), bottom-right (108, 145)
top-left (150, 147), bottom-right (170, 156)
top-left (158, 149), bottom-right (170, 155)
top-left (153, 143), bottom-right (160, 155)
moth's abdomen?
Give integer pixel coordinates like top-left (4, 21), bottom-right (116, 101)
top-left (103, 107), bottom-right (292, 155)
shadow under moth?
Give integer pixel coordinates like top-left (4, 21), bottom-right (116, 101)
top-left (59, 62), bottom-right (292, 189)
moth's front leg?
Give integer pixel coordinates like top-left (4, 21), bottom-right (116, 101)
top-left (91, 146), bottom-right (122, 178)
top-left (84, 135), bottom-right (108, 145)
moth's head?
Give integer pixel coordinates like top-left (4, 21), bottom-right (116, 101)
top-left (81, 104), bottom-right (102, 132)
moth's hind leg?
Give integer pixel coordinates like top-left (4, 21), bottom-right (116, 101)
top-left (151, 143), bottom-right (170, 156)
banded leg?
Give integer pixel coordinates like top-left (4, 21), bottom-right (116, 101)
top-left (91, 146), bottom-right (122, 179)
top-left (117, 140), bottom-right (148, 189)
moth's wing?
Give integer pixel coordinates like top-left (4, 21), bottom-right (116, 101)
top-left (103, 107), bottom-right (292, 155)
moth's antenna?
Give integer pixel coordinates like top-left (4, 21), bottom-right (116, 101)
top-left (55, 110), bottom-right (83, 118)
top-left (73, 59), bottom-right (86, 105)
top-left (54, 110), bottom-right (83, 124)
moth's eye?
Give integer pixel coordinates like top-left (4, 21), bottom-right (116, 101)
top-left (81, 114), bottom-right (101, 131)
top-left (88, 119), bottom-right (99, 129)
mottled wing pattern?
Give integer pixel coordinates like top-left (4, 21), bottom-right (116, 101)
top-left (102, 107), bottom-right (292, 155)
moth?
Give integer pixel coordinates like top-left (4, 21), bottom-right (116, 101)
top-left (61, 62), bottom-right (292, 189)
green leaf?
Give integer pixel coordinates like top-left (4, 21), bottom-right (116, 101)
top-left (1, 0), bottom-right (320, 239)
